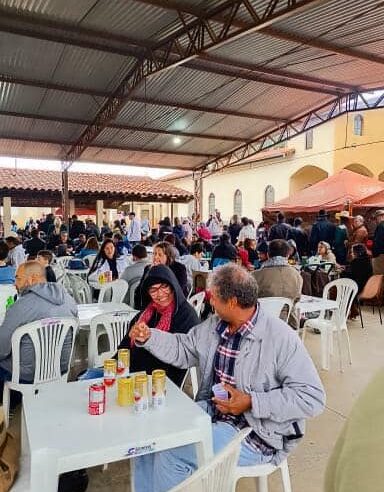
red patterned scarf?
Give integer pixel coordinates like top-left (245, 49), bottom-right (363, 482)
top-left (138, 299), bottom-right (176, 332)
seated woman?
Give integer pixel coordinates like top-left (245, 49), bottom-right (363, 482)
top-left (310, 241), bottom-right (337, 265)
top-left (76, 236), bottom-right (99, 258)
top-left (134, 241), bottom-right (188, 310)
top-left (287, 239), bottom-right (300, 265)
top-left (88, 238), bottom-right (128, 284)
top-left (342, 243), bottom-right (373, 293)
top-left (211, 232), bottom-right (237, 267)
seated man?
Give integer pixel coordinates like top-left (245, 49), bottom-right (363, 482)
top-left (23, 227), bottom-right (46, 259)
top-left (178, 242), bottom-right (206, 288)
top-left (0, 240), bottom-right (15, 284)
top-left (56, 231), bottom-right (74, 257)
top-left (130, 264), bottom-right (325, 492)
top-left (121, 244), bottom-right (150, 304)
top-left (0, 261), bottom-right (78, 395)
top-left (253, 239), bottom-right (303, 329)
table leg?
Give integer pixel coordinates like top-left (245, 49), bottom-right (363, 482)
top-left (320, 327), bottom-right (329, 370)
top-left (30, 449), bottom-right (59, 492)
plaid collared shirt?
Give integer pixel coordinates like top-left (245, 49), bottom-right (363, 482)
top-left (213, 307), bottom-right (275, 456)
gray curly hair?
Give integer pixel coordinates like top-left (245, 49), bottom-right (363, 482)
top-left (208, 263), bottom-right (258, 308)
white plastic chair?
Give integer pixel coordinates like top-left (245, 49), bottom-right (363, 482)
top-left (68, 274), bottom-right (92, 304)
top-left (258, 297), bottom-right (293, 321)
top-left (88, 311), bottom-right (138, 368)
top-left (2, 317), bottom-right (78, 427)
top-left (303, 278), bottom-right (358, 371)
top-left (54, 256), bottom-right (73, 268)
top-left (233, 458), bottom-right (292, 492)
top-left (188, 292), bottom-right (206, 318)
top-left (181, 366), bottom-right (199, 400)
top-left (169, 428), bottom-right (251, 492)
top-left (83, 254), bottom-right (96, 268)
top-left (98, 279), bottom-right (129, 303)
top-left (127, 277), bottom-right (141, 307)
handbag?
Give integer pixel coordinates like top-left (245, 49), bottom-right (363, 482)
top-left (0, 408), bottom-right (20, 492)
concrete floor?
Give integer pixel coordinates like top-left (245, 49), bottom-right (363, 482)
top-left (11, 307), bottom-right (384, 492)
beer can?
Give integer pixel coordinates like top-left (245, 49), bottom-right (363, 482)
top-left (98, 273), bottom-right (105, 285)
top-left (104, 270), bottom-right (112, 283)
top-left (117, 377), bottom-right (133, 406)
top-left (103, 359), bottom-right (117, 387)
top-left (152, 369), bottom-right (166, 409)
top-left (88, 383), bottom-right (106, 415)
top-left (117, 349), bottom-right (130, 376)
top-left (134, 374), bottom-right (149, 413)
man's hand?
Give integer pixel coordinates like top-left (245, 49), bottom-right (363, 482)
top-left (212, 384), bottom-right (252, 416)
top-left (129, 322), bottom-right (151, 345)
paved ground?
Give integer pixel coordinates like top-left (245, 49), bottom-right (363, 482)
top-left (11, 307), bottom-right (384, 492)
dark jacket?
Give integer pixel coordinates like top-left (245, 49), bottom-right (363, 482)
top-left (45, 265), bottom-right (57, 283)
top-left (268, 222), bottom-right (290, 241)
top-left (69, 220), bottom-right (86, 240)
top-left (173, 225), bottom-right (185, 241)
top-left (134, 261), bottom-right (189, 310)
top-left (228, 223), bottom-right (242, 245)
top-left (343, 256), bottom-right (372, 293)
top-left (287, 227), bottom-right (309, 258)
top-left (373, 222), bottom-right (384, 258)
top-left (212, 242), bottom-right (237, 262)
top-left (118, 265), bottom-right (199, 386)
top-left (309, 218), bottom-right (336, 255)
top-left (23, 237), bottom-right (46, 257)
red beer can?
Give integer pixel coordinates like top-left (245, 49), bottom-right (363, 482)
top-left (88, 383), bottom-right (106, 415)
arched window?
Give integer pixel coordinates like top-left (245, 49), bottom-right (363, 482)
top-left (264, 185), bottom-right (275, 206)
top-left (305, 129), bottom-right (313, 149)
top-left (354, 114), bottom-right (363, 136)
top-left (233, 189), bottom-right (242, 216)
top-left (208, 193), bottom-right (215, 216)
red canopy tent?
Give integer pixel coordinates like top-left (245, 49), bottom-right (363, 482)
top-left (55, 208), bottom-right (96, 217)
top-left (263, 170), bottom-right (384, 214)
top-left (357, 189), bottom-right (384, 208)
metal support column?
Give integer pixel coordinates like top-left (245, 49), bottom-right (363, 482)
top-left (193, 172), bottom-right (202, 222)
top-left (61, 164), bottom-right (70, 228)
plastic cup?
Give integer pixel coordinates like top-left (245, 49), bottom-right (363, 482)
top-left (212, 383), bottom-right (228, 400)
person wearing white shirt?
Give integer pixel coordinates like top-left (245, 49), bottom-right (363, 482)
top-left (238, 217), bottom-right (256, 243)
top-left (5, 235), bottom-right (26, 269)
top-left (179, 242), bottom-right (205, 288)
top-left (127, 212), bottom-right (142, 246)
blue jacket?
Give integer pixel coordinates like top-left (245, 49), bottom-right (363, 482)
top-left (0, 265), bottom-right (15, 285)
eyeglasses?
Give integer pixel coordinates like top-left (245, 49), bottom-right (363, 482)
top-left (148, 284), bottom-right (170, 296)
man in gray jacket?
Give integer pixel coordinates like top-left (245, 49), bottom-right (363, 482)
top-left (0, 261), bottom-right (78, 394)
top-left (130, 263), bottom-right (325, 492)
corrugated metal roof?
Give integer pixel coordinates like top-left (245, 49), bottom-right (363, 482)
top-left (0, 0), bottom-right (383, 171)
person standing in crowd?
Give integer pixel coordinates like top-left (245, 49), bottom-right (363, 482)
top-left (100, 220), bottom-right (112, 239)
top-left (141, 217), bottom-right (151, 239)
top-left (334, 211), bottom-right (350, 265)
top-left (372, 209), bottom-right (384, 274)
top-left (309, 209), bottom-right (336, 255)
top-left (38, 212), bottom-right (54, 236)
top-left (172, 217), bottom-right (185, 242)
top-left (237, 217), bottom-right (256, 243)
top-left (207, 211), bottom-right (222, 242)
top-left (196, 221), bottom-right (212, 242)
top-left (228, 215), bottom-right (242, 245)
top-left (23, 228), bottom-right (46, 259)
top-left (130, 264), bottom-right (325, 492)
top-left (256, 221), bottom-right (269, 245)
top-left (47, 216), bottom-right (65, 249)
top-left (127, 212), bottom-right (142, 248)
top-left (351, 215), bottom-right (368, 245)
top-left (287, 217), bottom-right (309, 258)
top-left (5, 234), bottom-right (25, 268)
top-left (10, 220), bottom-right (17, 233)
top-left (69, 215), bottom-right (85, 240)
top-left (182, 218), bottom-right (193, 245)
top-left (0, 241), bottom-right (15, 284)
top-left (268, 212), bottom-right (290, 241)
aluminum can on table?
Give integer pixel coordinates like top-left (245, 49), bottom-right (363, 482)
top-left (134, 374), bottom-right (149, 413)
top-left (117, 377), bottom-right (134, 406)
top-left (152, 369), bottom-right (166, 409)
top-left (117, 349), bottom-right (130, 376)
top-left (104, 359), bottom-right (117, 387)
top-left (88, 383), bottom-right (106, 415)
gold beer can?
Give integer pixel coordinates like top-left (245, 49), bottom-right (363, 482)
top-left (134, 374), bottom-right (149, 413)
top-left (152, 369), bottom-right (166, 409)
top-left (103, 359), bottom-right (117, 388)
top-left (117, 349), bottom-right (130, 376)
top-left (117, 377), bottom-right (133, 406)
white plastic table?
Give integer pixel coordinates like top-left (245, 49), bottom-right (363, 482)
top-left (77, 302), bottom-right (134, 328)
top-left (296, 295), bottom-right (340, 370)
top-left (20, 378), bottom-right (213, 492)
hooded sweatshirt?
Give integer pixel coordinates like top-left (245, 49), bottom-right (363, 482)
top-left (0, 282), bottom-right (78, 381)
top-left (117, 265), bottom-right (199, 386)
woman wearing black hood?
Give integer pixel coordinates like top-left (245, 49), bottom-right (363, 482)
top-left (118, 264), bottom-right (199, 386)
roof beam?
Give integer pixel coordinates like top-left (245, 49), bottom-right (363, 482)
top-left (0, 74), bottom-right (284, 122)
top-left (0, 109), bottom-right (245, 143)
top-left (65, 0), bottom-right (329, 165)
top-left (197, 91), bottom-right (384, 177)
top-left (263, 27), bottom-right (384, 66)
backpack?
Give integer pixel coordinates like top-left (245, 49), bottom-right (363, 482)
top-left (67, 259), bottom-right (88, 270)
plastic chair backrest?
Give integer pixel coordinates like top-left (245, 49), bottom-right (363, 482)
top-left (83, 254), bottom-right (96, 268)
top-left (188, 292), bottom-right (205, 318)
top-left (258, 297), bottom-right (293, 320)
top-left (98, 279), bottom-right (129, 303)
top-left (128, 277), bottom-right (141, 307)
top-left (323, 278), bottom-right (358, 325)
top-left (169, 427), bottom-right (251, 492)
top-left (11, 317), bottom-right (78, 384)
top-left (212, 258), bottom-right (230, 269)
top-left (89, 311), bottom-right (138, 367)
top-left (181, 366), bottom-right (199, 400)
top-left (359, 274), bottom-right (383, 300)
top-left (54, 256), bottom-right (73, 268)
top-left (68, 275), bottom-right (92, 304)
